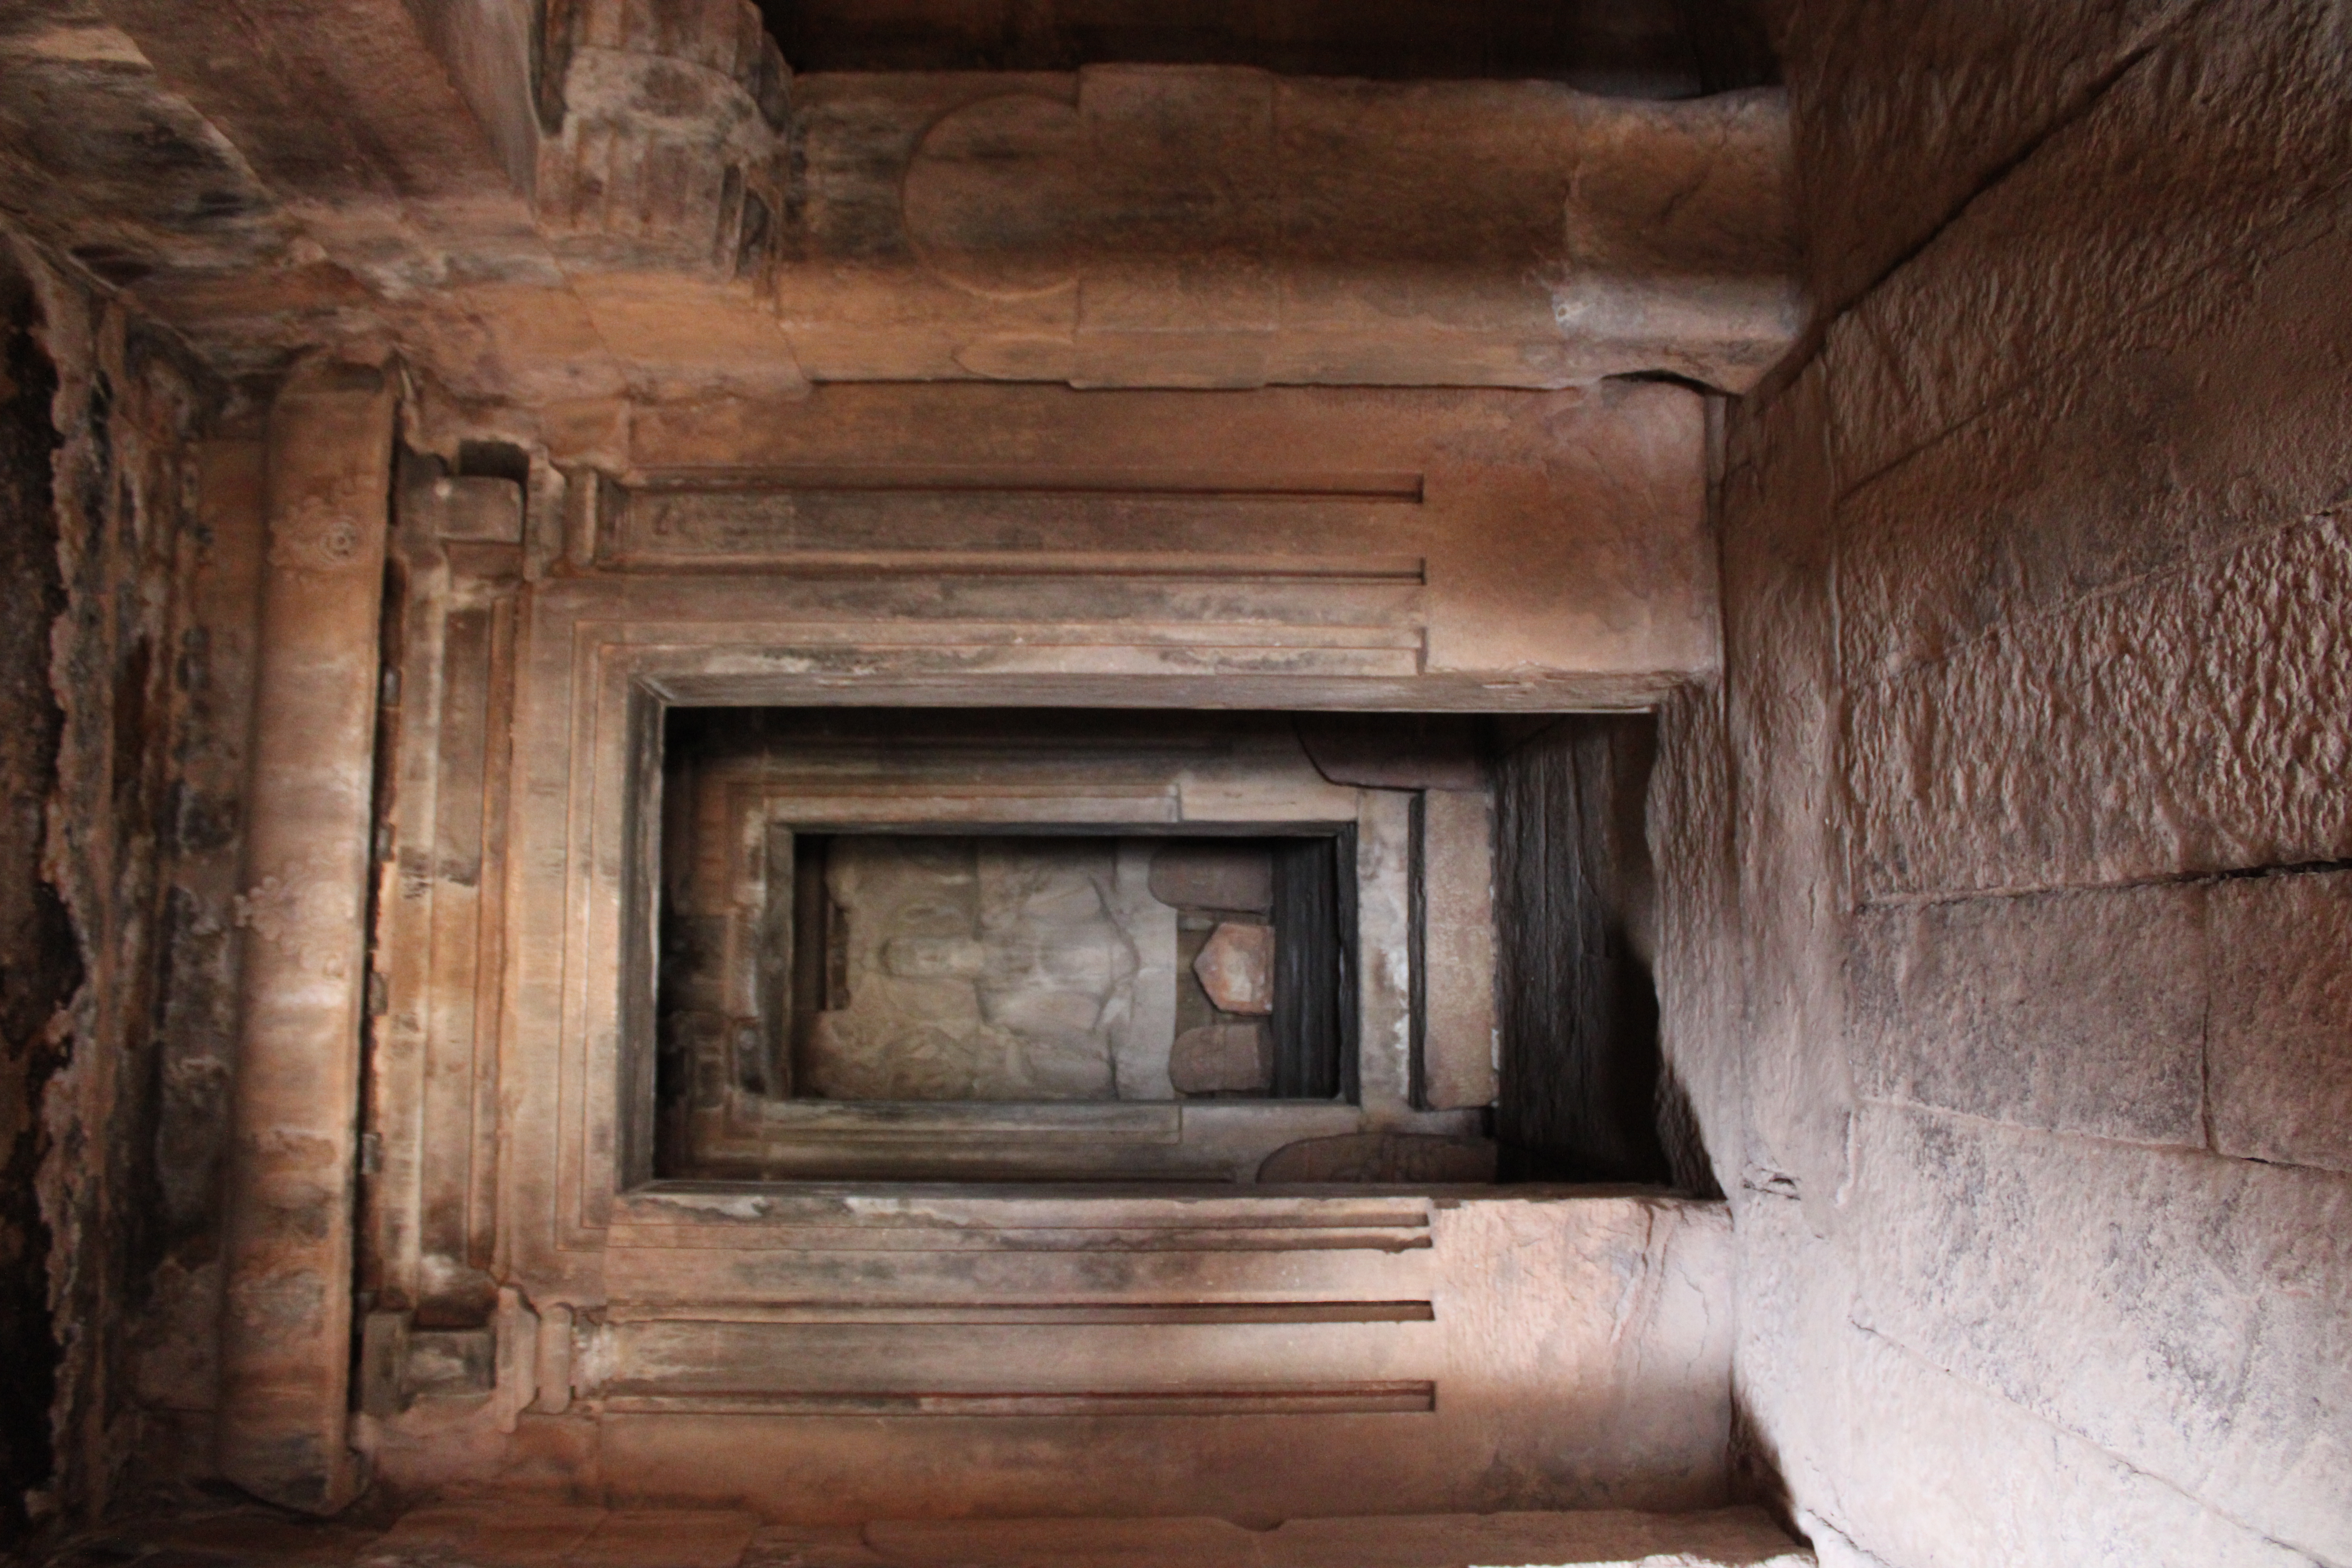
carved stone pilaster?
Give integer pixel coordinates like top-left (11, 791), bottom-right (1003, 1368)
top-left (214, 359), bottom-right (395, 1513)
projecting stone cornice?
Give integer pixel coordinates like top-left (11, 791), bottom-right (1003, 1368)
top-left (3, 0), bottom-right (1801, 398)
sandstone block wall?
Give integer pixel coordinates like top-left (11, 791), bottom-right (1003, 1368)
top-left (1653, 4), bottom-right (2352, 1564)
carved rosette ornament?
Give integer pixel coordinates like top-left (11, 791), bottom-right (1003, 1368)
top-left (269, 495), bottom-right (370, 574)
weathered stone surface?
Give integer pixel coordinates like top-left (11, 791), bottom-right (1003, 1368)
top-left (1294, 715), bottom-right (1483, 791)
top-left (1712, 357), bottom-right (1857, 1230)
top-left (1169, 1022), bottom-right (1272, 1096)
top-left (20, 0), bottom-right (2352, 1550)
top-left (1258, 1134), bottom-right (1497, 1185)
top-left (1420, 788), bottom-right (1497, 1112)
top-left (787, 69), bottom-right (1798, 391)
top-left (1194, 921), bottom-right (1275, 1015)
top-left (1849, 1104), bottom-right (2352, 1563)
top-left (569, 1509), bottom-right (760, 1568)
top-left (0, 10), bottom-right (1798, 401)
top-left (1646, 678), bottom-right (1740, 1201)
top-left (0, 234), bottom-right (233, 1540)
top-left (774, 3), bottom-right (1780, 90)
top-left (112, 1509), bottom-right (384, 1567)
top-left (1780, 0), bottom-right (2199, 323)
top-left (0, 8), bottom-right (292, 288)
top-left (41, 1500), bottom-right (1816, 1568)
top-left (363, 1501), bottom-right (606, 1567)
top-left (1835, 192), bottom-right (2352, 686)
top-left (1849, 884), bottom-right (2207, 1146)
top-left (2207, 869), bottom-right (2352, 1174)
top-left (1817, 0), bottom-right (2352, 490)
top-left (864, 1507), bottom-right (1809, 1568)
top-left (0, 240), bottom-right (75, 1548)
top-left (1644, 4), bottom-right (2352, 1561)
top-left (609, 379), bottom-right (1715, 688)
top-left (566, 1193), bottom-right (1730, 1520)
top-left (361, 455), bottom-right (527, 1334)
top-left (1848, 508), bottom-right (2352, 898)
top-left (1431, 1197), bottom-right (1733, 1510)
top-left (806, 838), bottom-right (1149, 1102)
top-left (1147, 843), bottom-right (1273, 913)
top-left (537, 0), bottom-right (787, 275)
top-left (1731, 1196), bottom-right (2319, 1568)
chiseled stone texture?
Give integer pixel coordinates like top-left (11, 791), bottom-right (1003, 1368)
top-left (1834, 194), bottom-right (2352, 690)
top-left (1848, 506), bottom-right (2352, 898)
top-left (1648, 681), bottom-right (1741, 1201)
top-left (1194, 921), bottom-right (1275, 1016)
top-left (1849, 885), bottom-right (2206, 1146)
top-left (1733, 1198), bottom-right (2321, 1568)
top-left (1711, 356), bottom-right (1856, 1229)
top-left (1848, 1106), bottom-right (2352, 1564)
top-left (2207, 869), bottom-right (2352, 1174)
top-left (1653, 2), bottom-right (2352, 1564)
top-left (1815, 0), bottom-right (2352, 491)
top-left (1169, 1022), bottom-right (1272, 1096)
top-left (1777, 0), bottom-right (2200, 324)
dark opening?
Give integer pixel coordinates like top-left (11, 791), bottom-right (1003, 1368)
top-left (764, 830), bottom-right (1348, 1106)
top-left (759, 0), bottom-right (1778, 97)
top-left (649, 708), bottom-right (1392, 1183)
top-left (644, 706), bottom-right (1694, 1189)
top-left (1271, 833), bottom-right (1353, 1100)
top-left (455, 439), bottom-right (532, 488)
top-left (0, 245), bottom-right (73, 1551)
top-left (1490, 713), bottom-right (1681, 1185)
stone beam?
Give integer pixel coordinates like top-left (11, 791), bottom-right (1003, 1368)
top-left (214, 360), bottom-right (395, 1513)
top-left (778, 69), bottom-right (1801, 390)
top-left (3, 3), bottom-right (1799, 397)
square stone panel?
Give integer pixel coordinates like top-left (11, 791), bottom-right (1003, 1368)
top-left (1849, 884), bottom-right (2206, 1147)
top-left (2208, 868), bottom-right (2352, 1173)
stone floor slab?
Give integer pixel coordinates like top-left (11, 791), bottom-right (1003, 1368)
top-left (45, 1505), bottom-right (1811, 1568)
top-left (363, 1503), bottom-right (607, 1568)
top-left (863, 1508), bottom-right (1809, 1568)
top-left (568, 1511), bottom-right (760, 1568)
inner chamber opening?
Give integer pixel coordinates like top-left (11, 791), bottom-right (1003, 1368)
top-left (780, 832), bottom-right (1352, 1105)
top-left (652, 707), bottom-right (1695, 1187)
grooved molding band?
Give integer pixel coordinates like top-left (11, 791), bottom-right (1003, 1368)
top-left (214, 360), bottom-right (395, 1513)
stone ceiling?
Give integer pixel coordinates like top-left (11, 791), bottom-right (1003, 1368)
top-left (0, 0), bottom-right (1801, 416)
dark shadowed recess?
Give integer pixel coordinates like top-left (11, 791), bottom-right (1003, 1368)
top-left (1270, 833), bottom-right (1352, 1100)
top-left (762, 0), bottom-right (1778, 97)
top-left (1492, 714), bottom-right (1714, 1191)
top-left (0, 251), bottom-right (75, 1551)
